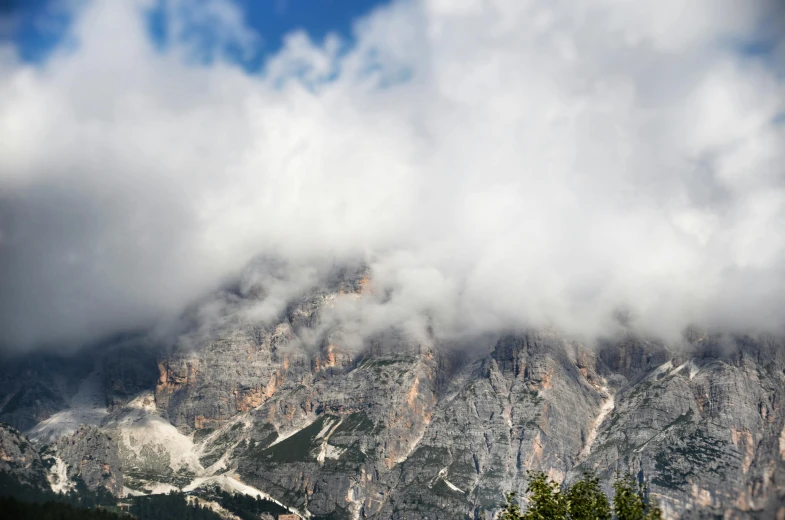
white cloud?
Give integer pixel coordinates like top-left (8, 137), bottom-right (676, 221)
top-left (0, 0), bottom-right (783, 350)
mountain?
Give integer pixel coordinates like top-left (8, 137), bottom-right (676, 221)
top-left (0, 267), bottom-right (783, 519)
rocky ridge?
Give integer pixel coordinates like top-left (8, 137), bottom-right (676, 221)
top-left (0, 267), bottom-right (783, 519)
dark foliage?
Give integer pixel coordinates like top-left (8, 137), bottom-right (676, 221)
top-left (612, 475), bottom-right (663, 520)
top-left (129, 491), bottom-right (222, 520)
top-left (0, 496), bottom-right (126, 520)
top-left (214, 489), bottom-right (289, 519)
top-left (498, 472), bottom-right (661, 520)
top-left (0, 470), bottom-right (117, 510)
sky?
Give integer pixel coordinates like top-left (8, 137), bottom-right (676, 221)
top-left (0, 0), bottom-right (784, 352)
top-left (0, 0), bottom-right (392, 65)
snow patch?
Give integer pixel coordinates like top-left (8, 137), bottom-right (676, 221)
top-left (779, 424), bottom-right (785, 459)
top-left (444, 392), bottom-right (460, 403)
top-left (672, 359), bottom-right (701, 380)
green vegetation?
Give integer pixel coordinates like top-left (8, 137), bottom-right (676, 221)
top-left (498, 472), bottom-right (661, 520)
top-left (332, 412), bottom-right (374, 437)
top-left (0, 470), bottom-right (251, 520)
top-left (652, 428), bottom-right (729, 490)
top-left (311, 503), bottom-right (351, 520)
top-left (566, 473), bottom-right (611, 520)
top-left (254, 415), bottom-right (336, 463)
top-left (0, 496), bottom-right (128, 520)
top-left (211, 489), bottom-right (289, 519)
top-left (243, 423), bottom-right (280, 460)
top-left (2, 468), bottom-right (227, 518)
top-left (504, 472), bottom-right (568, 520)
top-left (612, 475), bottom-right (663, 520)
top-left (0, 471), bottom-right (117, 511)
top-left (129, 491), bottom-right (222, 520)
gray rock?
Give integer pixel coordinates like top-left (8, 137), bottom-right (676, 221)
top-left (55, 424), bottom-right (123, 495)
top-left (0, 422), bottom-right (49, 487)
top-left (1, 269), bottom-right (784, 519)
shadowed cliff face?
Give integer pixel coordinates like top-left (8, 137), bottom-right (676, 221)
top-left (0, 270), bottom-right (783, 519)
top-left (0, 422), bottom-right (123, 496)
top-left (55, 424), bottom-right (123, 495)
top-left (0, 422), bottom-right (49, 487)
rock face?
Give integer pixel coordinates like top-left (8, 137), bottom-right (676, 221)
top-left (55, 425), bottom-right (123, 495)
top-left (154, 265), bottom-right (369, 432)
top-left (0, 422), bottom-right (48, 487)
top-left (235, 335), bottom-right (439, 519)
top-left (577, 335), bottom-right (785, 519)
top-left (0, 269), bottom-right (784, 519)
top-left (103, 340), bottom-right (160, 411)
top-left (0, 354), bottom-right (93, 431)
top-left (1, 421), bottom-right (124, 496)
top-left (374, 332), bottom-right (606, 519)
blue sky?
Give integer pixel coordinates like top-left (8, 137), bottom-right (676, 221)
top-left (1, 0), bottom-right (392, 68)
top-left (3, 0), bottom-right (782, 78)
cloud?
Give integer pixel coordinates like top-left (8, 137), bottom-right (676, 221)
top-left (0, 0), bottom-right (783, 351)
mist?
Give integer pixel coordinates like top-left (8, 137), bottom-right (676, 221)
top-left (1, 0), bottom-right (784, 351)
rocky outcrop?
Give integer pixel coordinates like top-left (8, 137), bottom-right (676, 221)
top-left (375, 332), bottom-right (608, 519)
top-left (576, 335), bottom-right (785, 519)
top-left (154, 265), bottom-right (370, 432)
top-left (233, 336), bottom-right (439, 518)
top-left (214, 331), bottom-right (785, 519)
top-left (0, 422), bottom-right (48, 487)
top-left (103, 340), bottom-right (160, 411)
top-left (55, 424), bottom-right (123, 495)
top-left (154, 322), bottom-right (310, 432)
top-left (0, 354), bottom-right (93, 431)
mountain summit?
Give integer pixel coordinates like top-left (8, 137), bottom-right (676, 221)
top-left (1, 268), bottom-right (783, 519)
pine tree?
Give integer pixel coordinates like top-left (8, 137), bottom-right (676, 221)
top-left (644, 500), bottom-right (663, 520)
top-left (500, 471), bottom-right (661, 520)
top-left (521, 471), bottom-right (568, 520)
top-left (499, 491), bottom-right (523, 520)
top-left (566, 472), bottom-right (611, 520)
top-left (612, 475), bottom-right (662, 520)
